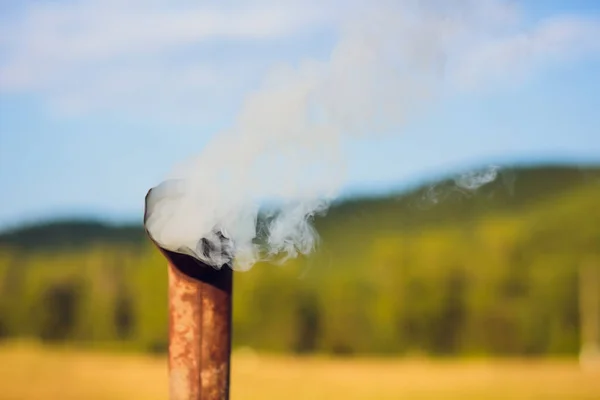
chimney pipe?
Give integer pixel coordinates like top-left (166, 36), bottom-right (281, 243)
top-left (144, 188), bottom-right (233, 400)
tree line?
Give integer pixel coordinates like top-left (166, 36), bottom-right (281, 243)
top-left (0, 165), bottom-right (598, 356)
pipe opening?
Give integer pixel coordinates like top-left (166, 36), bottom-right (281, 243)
top-left (144, 186), bottom-right (233, 288)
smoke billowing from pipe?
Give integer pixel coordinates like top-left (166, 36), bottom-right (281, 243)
top-left (146, 1), bottom-right (519, 270)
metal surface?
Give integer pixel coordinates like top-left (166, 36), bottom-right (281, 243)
top-left (167, 252), bottom-right (232, 400)
top-left (144, 188), bottom-right (233, 400)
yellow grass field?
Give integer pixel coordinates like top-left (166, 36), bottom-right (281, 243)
top-left (1, 342), bottom-right (599, 400)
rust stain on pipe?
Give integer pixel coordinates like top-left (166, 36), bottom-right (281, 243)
top-left (167, 254), bottom-right (232, 400)
top-left (168, 262), bottom-right (202, 399)
top-left (144, 188), bottom-right (233, 400)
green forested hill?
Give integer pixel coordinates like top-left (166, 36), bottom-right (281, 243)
top-left (319, 165), bottom-right (600, 233)
top-left (0, 164), bottom-right (598, 357)
top-left (0, 220), bottom-right (145, 250)
top-left (1, 165), bottom-right (597, 249)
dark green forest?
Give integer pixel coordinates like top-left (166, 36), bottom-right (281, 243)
top-left (0, 164), bottom-right (599, 357)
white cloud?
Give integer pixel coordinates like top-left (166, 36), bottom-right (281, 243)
top-left (451, 14), bottom-right (600, 89)
top-left (0, 0), bottom-right (598, 122)
top-left (0, 0), bottom-right (331, 120)
top-left (2, 3), bottom-right (323, 67)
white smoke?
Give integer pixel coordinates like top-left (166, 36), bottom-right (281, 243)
top-left (455, 165), bottom-right (500, 191)
top-left (143, 1), bottom-right (551, 270)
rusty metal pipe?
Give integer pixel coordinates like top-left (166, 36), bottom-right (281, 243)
top-left (166, 250), bottom-right (232, 400)
top-left (144, 189), bottom-right (233, 400)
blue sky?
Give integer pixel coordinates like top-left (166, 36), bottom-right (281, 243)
top-left (1, 0), bottom-right (599, 229)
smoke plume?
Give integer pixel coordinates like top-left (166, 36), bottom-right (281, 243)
top-left (145, 1), bottom-right (521, 270)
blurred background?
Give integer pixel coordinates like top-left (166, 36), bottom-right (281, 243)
top-left (1, 1), bottom-right (600, 399)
